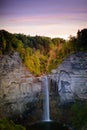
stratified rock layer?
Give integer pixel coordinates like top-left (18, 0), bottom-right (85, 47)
top-left (50, 52), bottom-right (87, 104)
top-left (0, 52), bottom-right (41, 116)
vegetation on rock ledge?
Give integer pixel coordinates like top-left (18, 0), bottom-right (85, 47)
top-left (0, 118), bottom-right (26, 130)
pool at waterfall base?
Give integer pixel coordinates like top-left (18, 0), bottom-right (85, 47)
top-left (28, 121), bottom-right (72, 130)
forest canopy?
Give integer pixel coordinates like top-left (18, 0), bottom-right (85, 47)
top-left (0, 29), bottom-right (87, 75)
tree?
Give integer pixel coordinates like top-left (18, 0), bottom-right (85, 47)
top-left (77, 29), bottom-right (87, 50)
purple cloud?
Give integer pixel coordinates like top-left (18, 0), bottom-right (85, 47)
top-left (0, 0), bottom-right (87, 38)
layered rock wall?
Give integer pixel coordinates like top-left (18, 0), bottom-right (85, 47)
top-left (0, 52), bottom-right (87, 116)
top-left (0, 52), bottom-right (42, 116)
top-left (50, 52), bottom-right (87, 104)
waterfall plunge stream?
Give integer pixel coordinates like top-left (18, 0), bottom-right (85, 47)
top-left (29, 76), bottom-right (71, 130)
top-left (43, 76), bottom-right (50, 121)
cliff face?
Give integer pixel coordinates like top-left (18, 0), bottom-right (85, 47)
top-left (50, 52), bottom-right (87, 104)
top-left (0, 52), bottom-right (42, 116)
top-left (0, 51), bottom-right (87, 117)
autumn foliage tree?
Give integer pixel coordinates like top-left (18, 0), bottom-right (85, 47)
top-left (0, 29), bottom-right (87, 75)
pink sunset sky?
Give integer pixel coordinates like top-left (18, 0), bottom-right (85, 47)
top-left (0, 0), bottom-right (87, 39)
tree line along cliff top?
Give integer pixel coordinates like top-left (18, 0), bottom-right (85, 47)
top-left (0, 29), bottom-right (87, 75)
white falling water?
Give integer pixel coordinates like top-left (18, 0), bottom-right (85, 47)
top-left (43, 76), bottom-right (50, 121)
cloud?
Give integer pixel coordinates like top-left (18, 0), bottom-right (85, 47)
top-left (0, 0), bottom-right (87, 39)
top-left (4, 11), bottom-right (86, 26)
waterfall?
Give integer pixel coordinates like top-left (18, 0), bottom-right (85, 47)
top-left (43, 76), bottom-right (50, 121)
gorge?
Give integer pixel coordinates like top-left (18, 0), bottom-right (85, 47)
top-left (0, 28), bottom-right (87, 130)
top-left (0, 51), bottom-right (87, 130)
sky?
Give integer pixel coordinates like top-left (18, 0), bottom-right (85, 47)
top-left (0, 0), bottom-right (87, 39)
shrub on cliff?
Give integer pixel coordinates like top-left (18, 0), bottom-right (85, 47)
top-left (70, 102), bottom-right (87, 130)
top-left (0, 118), bottom-right (26, 130)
